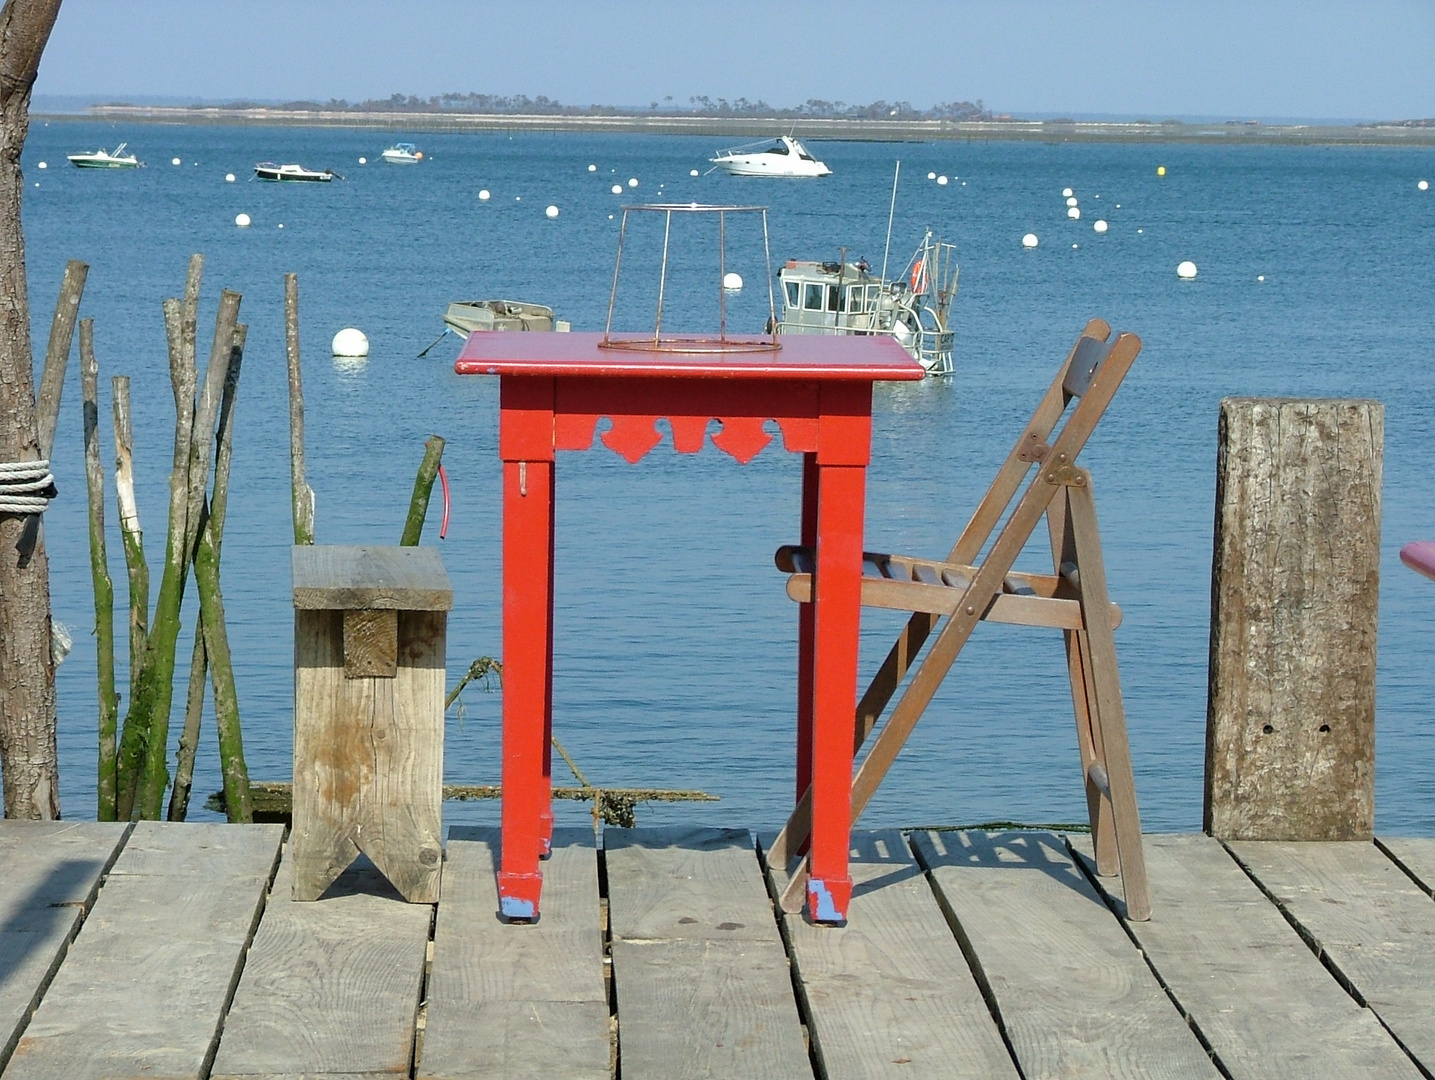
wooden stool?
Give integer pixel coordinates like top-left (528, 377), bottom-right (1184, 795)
top-left (291, 545), bottom-right (452, 902)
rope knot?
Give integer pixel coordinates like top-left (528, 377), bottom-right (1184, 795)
top-left (0, 459), bottom-right (58, 514)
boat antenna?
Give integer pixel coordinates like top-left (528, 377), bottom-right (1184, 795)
top-left (879, 160), bottom-right (901, 285)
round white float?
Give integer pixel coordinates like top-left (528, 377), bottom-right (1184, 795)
top-left (37, 161), bottom-right (46, 169)
top-left (611, 184), bottom-right (623, 194)
top-left (277, 223), bottom-right (284, 229)
top-left (690, 169), bottom-right (699, 176)
top-left (332, 328), bottom-right (369, 357)
top-left (1022, 233), bottom-right (1039, 248)
top-left (234, 213), bottom-right (251, 228)
top-left (358, 157), bottom-right (367, 165)
top-left (546, 205), bottom-right (559, 218)
top-left (1257, 275), bottom-right (1265, 282)
top-left (1062, 187), bottom-right (1073, 197)
top-left (1072, 243), bottom-right (1079, 249)
top-left (1067, 207), bottom-right (1081, 219)
top-left (722, 272), bottom-right (743, 290)
top-left (1066, 196), bottom-right (1078, 207)
top-left (1421, 180), bottom-right (1430, 191)
top-left (928, 172), bottom-right (937, 180)
top-left (172, 157), bottom-right (181, 166)
top-left (628, 178), bottom-right (639, 188)
top-left (937, 175), bottom-right (949, 186)
top-left (588, 164), bottom-right (597, 172)
top-left (478, 189), bottom-right (490, 200)
top-left (225, 173), bottom-right (235, 182)
top-left (1093, 219), bottom-right (1108, 233)
top-left (1177, 260), bottom-right (1198, 279)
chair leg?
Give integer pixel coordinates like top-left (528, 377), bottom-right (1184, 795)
top-left (1066, 477), bottom-right (1151, 920)
top-left (1049, 493), bottom-right (1118, 876)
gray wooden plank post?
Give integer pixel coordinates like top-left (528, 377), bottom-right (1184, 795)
top-left (1205, 398), bottom-right (1383, 840)
top-left (291, 545), bottom-right (452, 902)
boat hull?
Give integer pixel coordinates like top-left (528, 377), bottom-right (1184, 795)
top-left (68, 157), bottom-right (139, 169)
top-left (711, 158), bottom-right (831, 178)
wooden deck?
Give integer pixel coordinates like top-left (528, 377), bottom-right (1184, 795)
top-left (2, 821), bottom-right (1435, 1078)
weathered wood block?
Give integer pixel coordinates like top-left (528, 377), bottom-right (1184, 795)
top-left (1205, 398), bottom-right (1382, 841)
top-left (292, 545), bottom-right (453, 901)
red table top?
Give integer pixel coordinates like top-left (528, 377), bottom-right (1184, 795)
top-left (455, 331), bottom-right (925, 381)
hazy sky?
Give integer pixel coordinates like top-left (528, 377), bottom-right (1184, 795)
top-left (33, 0), bottom-right (1435, 121)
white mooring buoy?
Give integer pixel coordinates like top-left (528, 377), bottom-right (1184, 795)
top-left (1022, 233), bottom-right (1039, 248)
top-left (332, 328), bottom-right (369, 357)
top-left (1420, 180), bottom-right (1430, 191)
top-left (546, 205), bottom-right (559, 218)
top-left (1177, 260), bottom-right (1198, 279)
top-left (234, 213), bottom-right (251, 228)
top-left (722, 272), bottom-right (743, 290)
top-left (37, 161), bottom-right (46, 169)
top-left (358, 157), bottom-right (367, 165)
top-left (611, 184), bottom-right (623, 194)
top-left (1093, 219), bottom-right (1108, 233)
top-left (588, 164), bottom-right (597, 172)
top-left (690, 169), bottom-right (699, 176)
top-left (478, 189), bottom-right (490, 200)
top-left (1067, 207), bottom-right (1081, 219)
top-left (225, 173), bottom-right (235, 182)
top-left (1062, 187), bottom-right (1073, 197)
top-left (628, 177), bottom-right (639, 188)
top-left (172, 157), bottom-right (181, 166)
top-left (937, 175), bottom-right (949, 186)
top-left (928, 172), bottom-right (937, 180)
top-left (1066, 196), bottom-right (1078, 207)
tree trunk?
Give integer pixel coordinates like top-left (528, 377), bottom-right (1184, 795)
top-left (0, 0), bottom-right (67, 819)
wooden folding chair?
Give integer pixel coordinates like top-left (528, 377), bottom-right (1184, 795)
top-left (767, 319), bottom-right (1152, 920)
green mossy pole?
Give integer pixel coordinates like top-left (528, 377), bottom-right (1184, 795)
top-left (169, 324), bottom-right (246, 821)
top-left (79, 319), bottom-right (119, 821)
top-left (400, 435), bottom-right (445, 546)
top-left (136, 287), bottom-right (240, 819)
top-left (111, 376), bottom-right (147, 709)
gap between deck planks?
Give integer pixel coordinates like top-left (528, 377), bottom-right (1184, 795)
top-left (0, 822), bottom-right (130, 1073)
top-left (210, 845), bottom-right (433, 1079)
top-left (604, 826), bottom-right (812, 1080)
top-left (760, 829), bottom-right (1018, 1079)
top-left (417, 827), bottom-right (610, 1080)
top-left (1226, 837), bottom-right (1435, 1076)
top-left (911, 829), bottom-right (1223, 1079)
top-left (4, 821), bottom-right (283, 1080)
top-left (1071, 832), bottom-right (1424, 1080)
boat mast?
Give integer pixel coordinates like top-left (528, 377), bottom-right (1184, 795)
top-left (879, 160), bottom-right (900, 285)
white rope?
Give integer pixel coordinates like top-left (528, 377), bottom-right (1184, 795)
top-left (0, 460), bottom-right (57, 514)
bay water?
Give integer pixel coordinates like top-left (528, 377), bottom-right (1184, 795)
top-left (22, 121), bottom-right (1435, 832)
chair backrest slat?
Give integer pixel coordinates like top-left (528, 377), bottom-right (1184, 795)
top-left (1063, 334), bottom-right (1115, 398)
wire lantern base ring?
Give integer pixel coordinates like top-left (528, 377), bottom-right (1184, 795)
top-left (598, 336), bottom-right (781, 354)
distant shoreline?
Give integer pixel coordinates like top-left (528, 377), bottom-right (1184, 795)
top-left (37, 106), bottom-right (1435, 147)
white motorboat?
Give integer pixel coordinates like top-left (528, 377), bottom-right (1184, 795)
top-left (67, 142), bottom-right (142, 169)
top-left (709, 135), bottom-right (831, 178)
top-left (776, 233), bottom-right (959, 375)
top-left (253, 162), bottom-right (340, 182)
top-left (381, 143), bottom-right (423, 165)
top-left (442, 300), bottom-right (570, 335)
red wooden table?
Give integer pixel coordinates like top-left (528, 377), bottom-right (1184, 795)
top-left (456, 332), bottom-right (924, 924)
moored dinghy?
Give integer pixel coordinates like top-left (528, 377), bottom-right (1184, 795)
top-left (253, 162), bottom-right (341, 182)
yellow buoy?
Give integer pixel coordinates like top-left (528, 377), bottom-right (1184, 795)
top-left (1157, 165), bottom-right (1166, 177)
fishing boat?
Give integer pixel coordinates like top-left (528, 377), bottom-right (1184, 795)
top-left (381, 143), bottom-right (423, 165)
top-left (67, 143), bottom-right (142, 169)
top-left (443, 300), bottom-right (570, 335)
top-left (709, 135), bottom-right (831, 178)
top-left (776, 232), bottom-right (958, 375)
top-left (253, 162), bottom-right (340, 182)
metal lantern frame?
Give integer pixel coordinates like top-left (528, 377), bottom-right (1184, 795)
top-left (600, 203), bottom-right (780, 353)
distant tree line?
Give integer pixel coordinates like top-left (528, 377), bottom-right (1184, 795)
top-left (197, 91), bottom-right (1004, 121)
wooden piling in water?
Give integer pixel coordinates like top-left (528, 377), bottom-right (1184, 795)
top-left (285, 273), bottom-right (315, 545)
top-left (1205, 397), bottom-right (1383, 841)
top-left (111, 376), bottom-right (148, 714)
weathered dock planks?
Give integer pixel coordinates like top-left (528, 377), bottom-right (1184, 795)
top-left (5, 821), bottom-right (282, 1080)
top-left (417, 827), bottom-right (609, 1080)
top-left (0, 821), bottom-right (1433, 1080)
top-left (1074, 833), bottom-right (1424, 1079)
top-left (1227, 839), bottom-right (1435, 1071)
top-left (0, 822), bottom-right (129, 1071)
top-left (911, 829), bottom-right (1222, 1079)
top-left (210, 847), bottom-right (432, 1079)
top-left (605, 826), bottom-right (810, 1080)
top-left (763, 829), bottom-right (1017, 1079)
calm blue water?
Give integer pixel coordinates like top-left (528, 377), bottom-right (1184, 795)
top-left (22, 120), bottom-right (1435, 833)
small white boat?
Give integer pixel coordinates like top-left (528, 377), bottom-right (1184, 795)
top-left (381, 143), bottom-right (423, 165)
top-left (67, 143), bottom-right (142, 169)
top-left (709, 135), bottom-right (830, 178)
top-left (443, 300), bottom-right (569, 335)
top-left (253, 162), bottom-right (340, 183)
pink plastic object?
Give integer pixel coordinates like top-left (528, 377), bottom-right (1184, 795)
top-left (1400, 541), bottom-right (1435, 582)
top-left (437, 464), bottom-right (450, 539)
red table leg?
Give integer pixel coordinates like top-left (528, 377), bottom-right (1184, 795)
top-left (539, 459), bottom-right (556, 858)
top-left (499, 457), bottom-right (554, 920)
top-left (795, 452), bottom-right (818, 821)
top-left (807, 461), bottom-right (865, 924)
